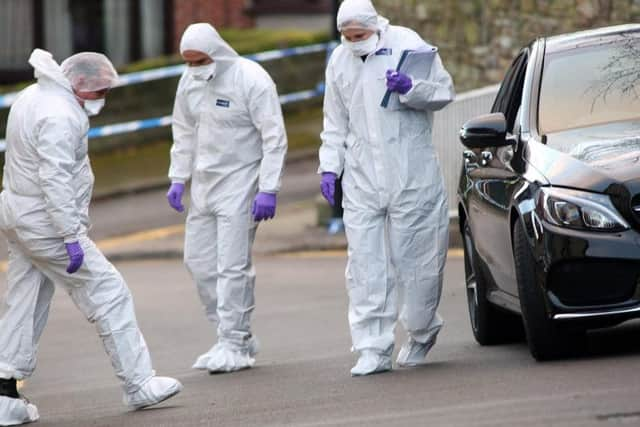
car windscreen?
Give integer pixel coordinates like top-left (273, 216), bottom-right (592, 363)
top-left (538, 33), bottom-right (640, 136)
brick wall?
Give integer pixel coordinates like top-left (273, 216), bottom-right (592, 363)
top-left (172, 0), bottom-right (254, 52)
top-left (250, 0), bottom-right (332, 14)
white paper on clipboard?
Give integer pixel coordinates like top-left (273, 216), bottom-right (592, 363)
top-left (381, 46), bottom-right (438, 110)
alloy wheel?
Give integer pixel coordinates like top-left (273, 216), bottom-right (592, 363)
top-left (464, 228), bottom-right (479, 332)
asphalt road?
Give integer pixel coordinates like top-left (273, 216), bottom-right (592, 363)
top-left (10, 254), bottom-right (640, 427)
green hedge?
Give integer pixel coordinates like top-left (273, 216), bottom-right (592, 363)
top-left (89, 106), bottom-right (323, 197)
top-left (0, 30), bottom-right (331, 194)
top-left (0, 29), bottom-right (330, 93)
top-left (0, 29), bottom-right (331, 151)
top-left (121, 29), bottom-right (330, 73)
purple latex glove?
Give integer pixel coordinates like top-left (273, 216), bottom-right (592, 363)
top-left (167, 182), bottom-right (185, 212)
top-left (386, 70), bottom-right (413, 95)
top-left (253, 192), bottom-right (277, 222)
top-left (320, 172), bottom-right (337, 207)
top-left (65, 241), bottom-right (84, 274)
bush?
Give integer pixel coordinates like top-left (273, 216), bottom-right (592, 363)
top-left (0, 30), bottom-right (331, 194)
top-left (101, 29), bottom-right (330, 74)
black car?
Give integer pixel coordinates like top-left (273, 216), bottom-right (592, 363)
top-left (458, 24), bottom-right (640, 361)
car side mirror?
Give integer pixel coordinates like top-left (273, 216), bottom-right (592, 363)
top-left (459, 113), bottom-right (513, 149)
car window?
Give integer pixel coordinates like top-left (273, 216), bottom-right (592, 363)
top-left (491, 62), bottom-right (517, 115)
top-left (512, 105), bottom-right (523, 136)
top-left (491, 51), bottom-right (528, 132)
top-left (539, 33), bottom-right (640, 135)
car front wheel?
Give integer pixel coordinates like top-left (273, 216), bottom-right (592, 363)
top-left (463, 222), bottom-right (523, 345)
top-left (513, 219), bottom-right (586, 361)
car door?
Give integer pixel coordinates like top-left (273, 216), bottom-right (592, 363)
top-left (466, 50), bottom-right (528, 297)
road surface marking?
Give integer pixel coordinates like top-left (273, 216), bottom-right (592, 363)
top-left (0, 224), bottom-right (464, 271)
top-left (280, 250), bottom-right (348, 258)
top-left (96, 224), bottom-right (185, 250)
top-left (0, 224), bottom-right (186, 273)
top-left (449, 248), bottom-right (464, 258)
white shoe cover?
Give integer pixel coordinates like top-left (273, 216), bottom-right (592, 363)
top-left (206, 341), bottom-right (257, 373)
top-left (194, 337), bottom-right (259, 371)
top-left (0, 396), bottom-right (39, 426)
top-left (396, 336), bottom-right (438, 367)
top-left (192, 344), bottom-right (217, 370)
top-left (124, 376), bottom-right (183, 410)
top-left (350, 351), bottom-right (392, 377)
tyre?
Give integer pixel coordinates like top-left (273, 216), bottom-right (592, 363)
top-left (513, 219), bottom-right (586, 360)
top-left (463, 222), bottom-right (523, 345)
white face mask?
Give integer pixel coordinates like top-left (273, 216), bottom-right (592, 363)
top-left (342, 33), bottom-right (379, 57)
top-left (83, 98), bottom-right (105, 116)
top-left (190, 62), bottom-right (216, 81)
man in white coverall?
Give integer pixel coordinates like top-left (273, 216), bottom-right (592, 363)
top-left (319, 0), bottom-right (455, 376)
top-left (166, 23), bottom-right (287, 373)
top-left (0, 49), bottom-right (182, 426)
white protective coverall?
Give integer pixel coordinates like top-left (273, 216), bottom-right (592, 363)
top-left (319, 0), bottom-right (455, 372)
top-left (169, 24), bottom-right (287, 372)
top-left (0, 50), bottom-right (179, 425)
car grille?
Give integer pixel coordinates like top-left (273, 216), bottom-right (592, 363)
top-left (548, 259), bottom-right (640, 307)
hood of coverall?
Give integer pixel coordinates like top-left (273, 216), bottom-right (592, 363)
top-left (180, 23), bottom-right (239, 78)
top-left (337, 0), bottom-right (390, 37)
top-left (28, 49), bottom-right (73, 93)
top-left (60, 51), bottom-right (119, 92)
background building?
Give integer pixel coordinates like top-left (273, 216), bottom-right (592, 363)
top-left (0, 0), bottom-right (255, 83)
top-left (249, 0), bottom-right (332, 30)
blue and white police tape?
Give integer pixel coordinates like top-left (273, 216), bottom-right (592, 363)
top-left (245, 42), bottom-right (337, 63)
top-left (0, 42), bottom-right (337, 108)
top-left (87, 83), bottom-right (325, 139)
top-left (87, 115), bottom-right (173, 138)
top-left (278, 82), bottom-right (325, 105)
top-left (115, 64), bottom-right (186, 88)
top-left (0, 83), bottom-right (326, 147)
top-left (0, 92), bottom-right (19, 109)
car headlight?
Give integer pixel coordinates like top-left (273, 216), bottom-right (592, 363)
top-left (537, 187), bottom-right (630, 232)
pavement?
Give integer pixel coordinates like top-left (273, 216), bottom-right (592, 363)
top-left (0, 153), bottom-right (462, 269)
top-left (98, 198), bottom-right (350, 263)
top-left (0, 155), bottom-right (343, 268)
top-left (90, 149), bottom-right (460, 264)
top-left (97, 196), bottom-right (460, 265)
top-left (93, 168), bottom-right (460, 264)
top-left (89, 151), bottom-right (347, 260)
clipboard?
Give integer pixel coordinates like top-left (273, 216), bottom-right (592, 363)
top-left (381, 46), bottom-right (438, 110)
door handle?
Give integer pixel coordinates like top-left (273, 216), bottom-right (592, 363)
top-left (480, 151), bottom-right (493, 166)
